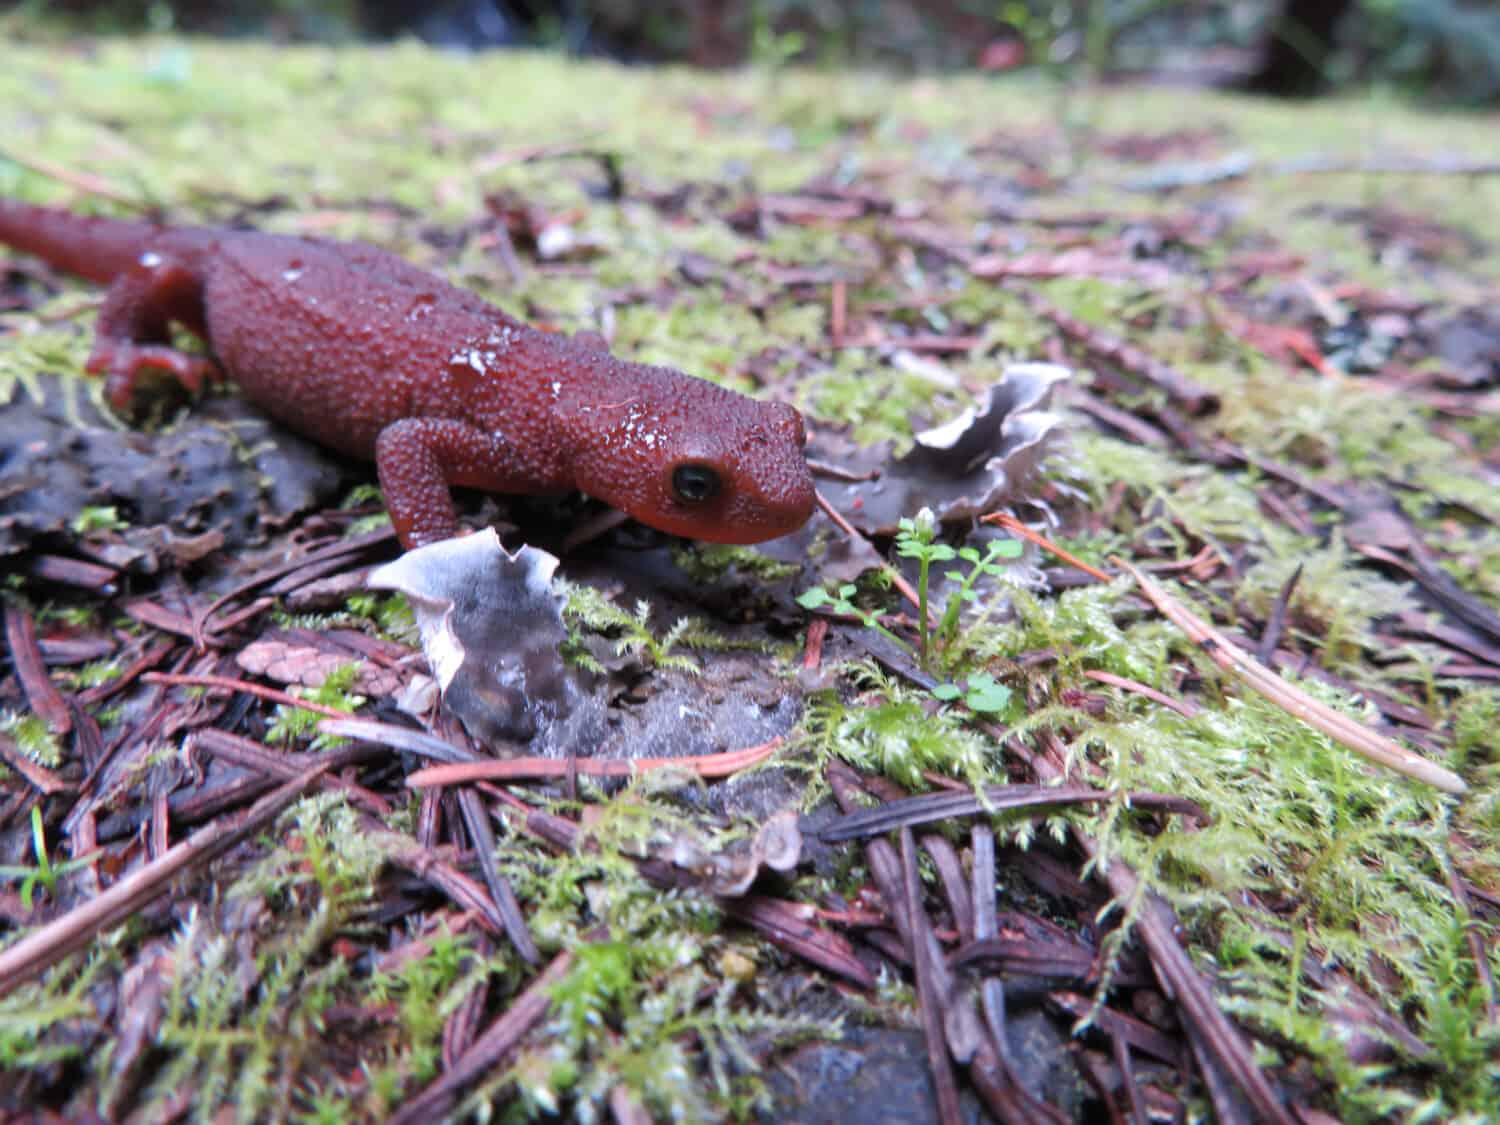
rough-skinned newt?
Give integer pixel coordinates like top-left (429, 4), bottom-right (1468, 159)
top-left (0, 199), bottom-right (816, 548)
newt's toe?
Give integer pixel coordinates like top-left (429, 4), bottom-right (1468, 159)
top-left (86, 341), bottom-right (220, 411)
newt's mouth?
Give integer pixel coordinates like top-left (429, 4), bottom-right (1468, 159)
top-left (697, 473), bottom-right (817, 544)
top-left (632, 478), bottom-right (815, 544)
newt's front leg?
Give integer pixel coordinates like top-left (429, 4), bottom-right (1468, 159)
top-left (86, 251), bottom-right (219, 411)
top-left (375, 418), bottom-right (540, 548)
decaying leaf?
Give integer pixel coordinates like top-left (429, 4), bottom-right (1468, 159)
top-left (367, 529), bottom-right (604, 751)
top-left (0, 374), bottom-right (350, 562)
top-left (810, 362), bottom-right (1070, 536)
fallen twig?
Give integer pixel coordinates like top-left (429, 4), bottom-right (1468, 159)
top-left (361, 814), bottom-right (516, 936)
top-left (1017, 729), bottom-right (1296, 1125)
top-left (191, 728), bottom-right (392, 816)
top-left (0, 144), bottom-right (143, 206)
top-left (1256, 563), bottom-right (1304, 667)
top-left (318, 717), bottom-right (478, 763)
top-left (902, 827), bottom-right (963, 1125)
top-left (982, 512), bottom-right (1114, 582)
top-left (1021, 292), bottom-right (1219, 415)
top-left (0, 765), bottom-right (328, 999)
top-left (1116, 559), bottom-right (1466, 794)
top-left (485, 786), bottom-right (876, 990)
top-left (193, 527), bottom-right (397, 647)
top-left (456, 788), bottom-right (540, 965)
top-left (720, 895), bottom-right (877, 988)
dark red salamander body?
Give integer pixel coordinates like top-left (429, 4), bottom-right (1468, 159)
top-left (0, 199), bottom-right (816, 548)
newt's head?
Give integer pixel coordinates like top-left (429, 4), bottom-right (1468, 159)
top-left (564, 366), bottom-right (815, 544)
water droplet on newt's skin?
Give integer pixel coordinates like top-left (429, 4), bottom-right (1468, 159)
top-left (448, 347), bottom-right (489, 375)
top-left (139, 251), bottom-right (163, 269)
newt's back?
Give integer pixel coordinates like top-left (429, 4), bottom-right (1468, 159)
top-left (202, 233), bottom-right (512, 458)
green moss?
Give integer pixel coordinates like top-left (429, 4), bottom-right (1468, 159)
top-left (0, 712), bottom-right (63, 768)
top-left (610, 299), bottom-right (765, 394)
top-left (0, 954), bottom-right (109, 1073)
top-left (800, 349), bottom-right (951, 445)
top-left (0, 317), bottom-right (96, 407)
top-left (63, 658), bottom-right (122, 691)
top-left (961, 571), bottom-right (1500, 1119)
top-left (340, 591), bottom-right (416, 640)
top-left (560, 583), bottom-right (753, 674)
top-left (264, 662), bottom-right (364, 749)
top-left (443, 784), bottom-right (824, 1119)
top-left (672, 542), bottom-right (800, 584)
top-left (62, 794), bottom-right (393, 1121)
top-left (802, 664), bottom-right (997, 789)
top-left (362, 924), bottom-right (491, 1096)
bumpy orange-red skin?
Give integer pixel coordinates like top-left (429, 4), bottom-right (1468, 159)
top-left (0, 199), bottom-right (815, 548)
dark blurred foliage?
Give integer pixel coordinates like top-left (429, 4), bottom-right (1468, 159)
top-left (1244, 0), bottom-right (1355, 95)
top-left (2, 0), bottom-right (1497, 103)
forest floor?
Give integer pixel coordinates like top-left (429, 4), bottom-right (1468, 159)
top-left (1, 36), bottom-right (1497, 1123)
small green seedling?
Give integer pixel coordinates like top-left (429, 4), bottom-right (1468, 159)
top-left (796, 583), bottom-right (913, 656)
top-left (799, 509), bottom-right (1023, 716)
top-left (932, 672), bottom-right (1012, 714)
top-left (70, 505), bottom-right (128, 535)
top-left (0, 806), bottom-right (95, 910)
top-left (894, 508), bottom-right (1023, 669)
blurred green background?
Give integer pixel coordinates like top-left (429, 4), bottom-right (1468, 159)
top-left (4, 0), bottom-right (1499, 104)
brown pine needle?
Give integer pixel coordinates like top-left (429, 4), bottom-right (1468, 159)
top-left (1084, 669), bottom-right (1201, 719)
top-left (143, 672), bottom-right (356, 720)
top-left (814, 490), bottom-right (929, 617)
top-left (0, 145), bottom-right (142, 207)
top-left (982, 512), bottom-right (1114, 583)
top-left (405, 736), bottom-right (785, 788)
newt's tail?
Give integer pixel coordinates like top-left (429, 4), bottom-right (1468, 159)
top-left (0, 198), bottom-right (169, 284)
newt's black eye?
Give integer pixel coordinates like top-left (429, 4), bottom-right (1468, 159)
top-left (672, 464), bottom-right (721, 504)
